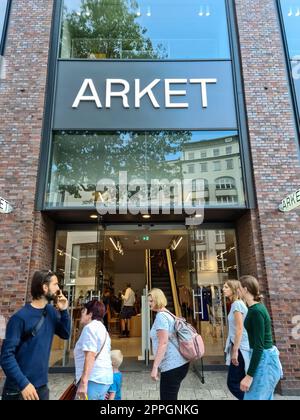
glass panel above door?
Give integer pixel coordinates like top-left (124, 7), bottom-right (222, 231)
top-left (60, 0), bottom-right (231, 60)
top-left (46, 130), bottom-right (246, 210)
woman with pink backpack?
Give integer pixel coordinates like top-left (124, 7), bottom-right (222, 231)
top-left (148, 288), bottom-right (190, 401)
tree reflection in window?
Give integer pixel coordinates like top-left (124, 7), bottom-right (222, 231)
top-left (61, 0), bottom-right (166, 59)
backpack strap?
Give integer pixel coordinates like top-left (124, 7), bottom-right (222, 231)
top-left (21, 307), bottom-right (48, 342)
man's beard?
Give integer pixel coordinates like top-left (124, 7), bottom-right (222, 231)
top-left (45, 292), bottom-right (56, 303)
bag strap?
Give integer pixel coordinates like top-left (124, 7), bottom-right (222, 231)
top-left (163, 309), bottom-right (179, 321)
top-left (95, 331), bottom-right (108, 361)
top-left (22, 307), bottom-right (47, 342)
top-left (76, 330), bottom-right (108, 387)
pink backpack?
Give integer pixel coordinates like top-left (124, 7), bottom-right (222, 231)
top-left (165, 311), bottom-right (205, 361)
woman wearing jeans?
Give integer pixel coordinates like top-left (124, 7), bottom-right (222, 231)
top-left (148, 289), bottom-right (189, 400)
top-left (74, 300), bottom-right (113, 400)
top-left (239, 276), bottom-right (283, 400)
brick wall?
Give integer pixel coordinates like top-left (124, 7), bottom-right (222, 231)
top-left (235, 0), bottom-right (300, 394)
top-left (0, 0), bottom-right (54, 320)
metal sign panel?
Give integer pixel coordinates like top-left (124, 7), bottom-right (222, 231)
top-left (53, 61), bottom-right (237, 130)
top-left (279, 189), bottom-right (300, 212)
top-left (0, 197), bottom-right (13, 214)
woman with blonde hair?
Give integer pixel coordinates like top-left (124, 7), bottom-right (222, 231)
top-left (239, 276), bottom-right (283, 400)
top-left (223, 280), bottom-right (250, 400)
top-left (148, 288), bottom-right (189, 400)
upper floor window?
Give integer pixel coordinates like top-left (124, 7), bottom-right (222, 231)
top-left (216, 177), bottom-right (236, 189)
top-left (0, 0), bottom-right (9, 54)
top-left (280, 0), bottom-right (300, 57)
top-left (60, 0), bottom-right (231, 60)
top-left (188, 164), bottom-right (195, 174)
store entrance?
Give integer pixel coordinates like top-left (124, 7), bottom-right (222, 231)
top-left (51, 224), bottom-right (238, 371)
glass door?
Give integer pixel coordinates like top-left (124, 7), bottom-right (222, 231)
top-left (187, 226), bottom-right (239, 367)
top-left (51, 226), bottom-right (105, 368)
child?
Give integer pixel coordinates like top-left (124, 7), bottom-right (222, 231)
top-left (107, 350), bottom-right (123, 400)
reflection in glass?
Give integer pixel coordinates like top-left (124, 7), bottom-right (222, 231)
top-left (280, 0), bottom-right (300, 57)
top-left (50, 227), bottom-right (238, 367)
top-left (60, 0), bottom-right (230, 59)
top-left (46, 131), bottom-right (245, 209)
top-left (0, 0), bottom-right (8, 47)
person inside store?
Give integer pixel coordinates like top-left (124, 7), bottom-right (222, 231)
top-left (0, 270), bottom-right (70, 400)
top-left (148, 288), bottom-right (189, 400)
top-left (119, 283), bottom-right (136, 338)
top-left (238, 276), bottom-right (283, 400)
top-left (74, 299), bottom-right (113, 400)
top-left (102, 288), bottom-right (112, 331)
top-left (223, 280), bottom-right (250, 400)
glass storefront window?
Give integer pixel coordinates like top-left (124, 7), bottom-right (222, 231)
top-left (280, 0), bottom-right (300, 57)
top-left (0, 0), bottom-right (9, 51)
top-left (46, 131), bottom-right (246, 209)
top-left (60, 0), bottom-right (230, 60)
top-left (50, 226), bottom-right (238, 368)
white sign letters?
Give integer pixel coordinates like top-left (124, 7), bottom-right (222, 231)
top-left (0, 197), bottom-right (13, 214)
top-left (279, 189), bottom-right (300, 213)
top-left (72, 78), bottom-right (218, 110)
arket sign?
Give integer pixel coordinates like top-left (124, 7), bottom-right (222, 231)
top-left (0, 197), bottom-right (13, 214)
top-left (72, 78), bottom-right (218, 110)
top-left (54, 61), bottom-right (237, 130)
top-left (279, 189), bottom-right (300, 213)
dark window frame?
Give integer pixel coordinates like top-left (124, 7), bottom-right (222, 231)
top-left (0, 0), bottom-right (11, 56)
top-left (277, 0), bottom-right (300, 145)
top-left (35, 0), bottom-right (257, 213)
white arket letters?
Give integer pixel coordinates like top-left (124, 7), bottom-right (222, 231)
top-left (72, 78), bottom-right (217, 110)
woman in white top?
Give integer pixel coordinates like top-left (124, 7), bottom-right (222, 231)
top-left (223, 280), bottom-right (250, 400)
top-left (74, 300), bottom-right (113, 400)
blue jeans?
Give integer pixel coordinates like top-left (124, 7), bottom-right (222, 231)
top-left (87, 381), bottom-right (111, 400)
top-left (244, 347), bottom-right (283, 401)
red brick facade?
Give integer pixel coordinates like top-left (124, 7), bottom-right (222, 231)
top-left (235, 0), bottom-right (300, 394)
top-left (0, 0), bottom-right (54, 319)
top-left (0, 0), bottom-right (299, 395)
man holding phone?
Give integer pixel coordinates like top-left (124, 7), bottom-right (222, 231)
top-left (0, 270), bottom-right (71, 400)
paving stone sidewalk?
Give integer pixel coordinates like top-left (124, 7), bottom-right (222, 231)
top-left (48, 370), bottom-right (300, 401)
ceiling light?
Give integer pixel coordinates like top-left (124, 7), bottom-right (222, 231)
top-left (90, 214), bottom-right (98, 219)
top-left (198, 7), bottom-right (204, 16)
top-left (296, 8), bottom-right (300, 16)
top-left (173, 237), bottom-right (183, 251)
top-left (288, 7), bottom-right (293, 17)
top-left (147, 6), bottom-right (152, 17)
top-left (206, 6), bottom-right (211, 17)
top-left (109, 237), bottom-right (119, 251)
top-left (143, 215), bottom-right (151, 219)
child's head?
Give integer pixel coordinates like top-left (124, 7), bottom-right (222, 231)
top-left (111, 350), bottom-right (123, 369)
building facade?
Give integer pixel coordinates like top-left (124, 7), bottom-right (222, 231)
top-left (0, 0), bottom-right (300, 395)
